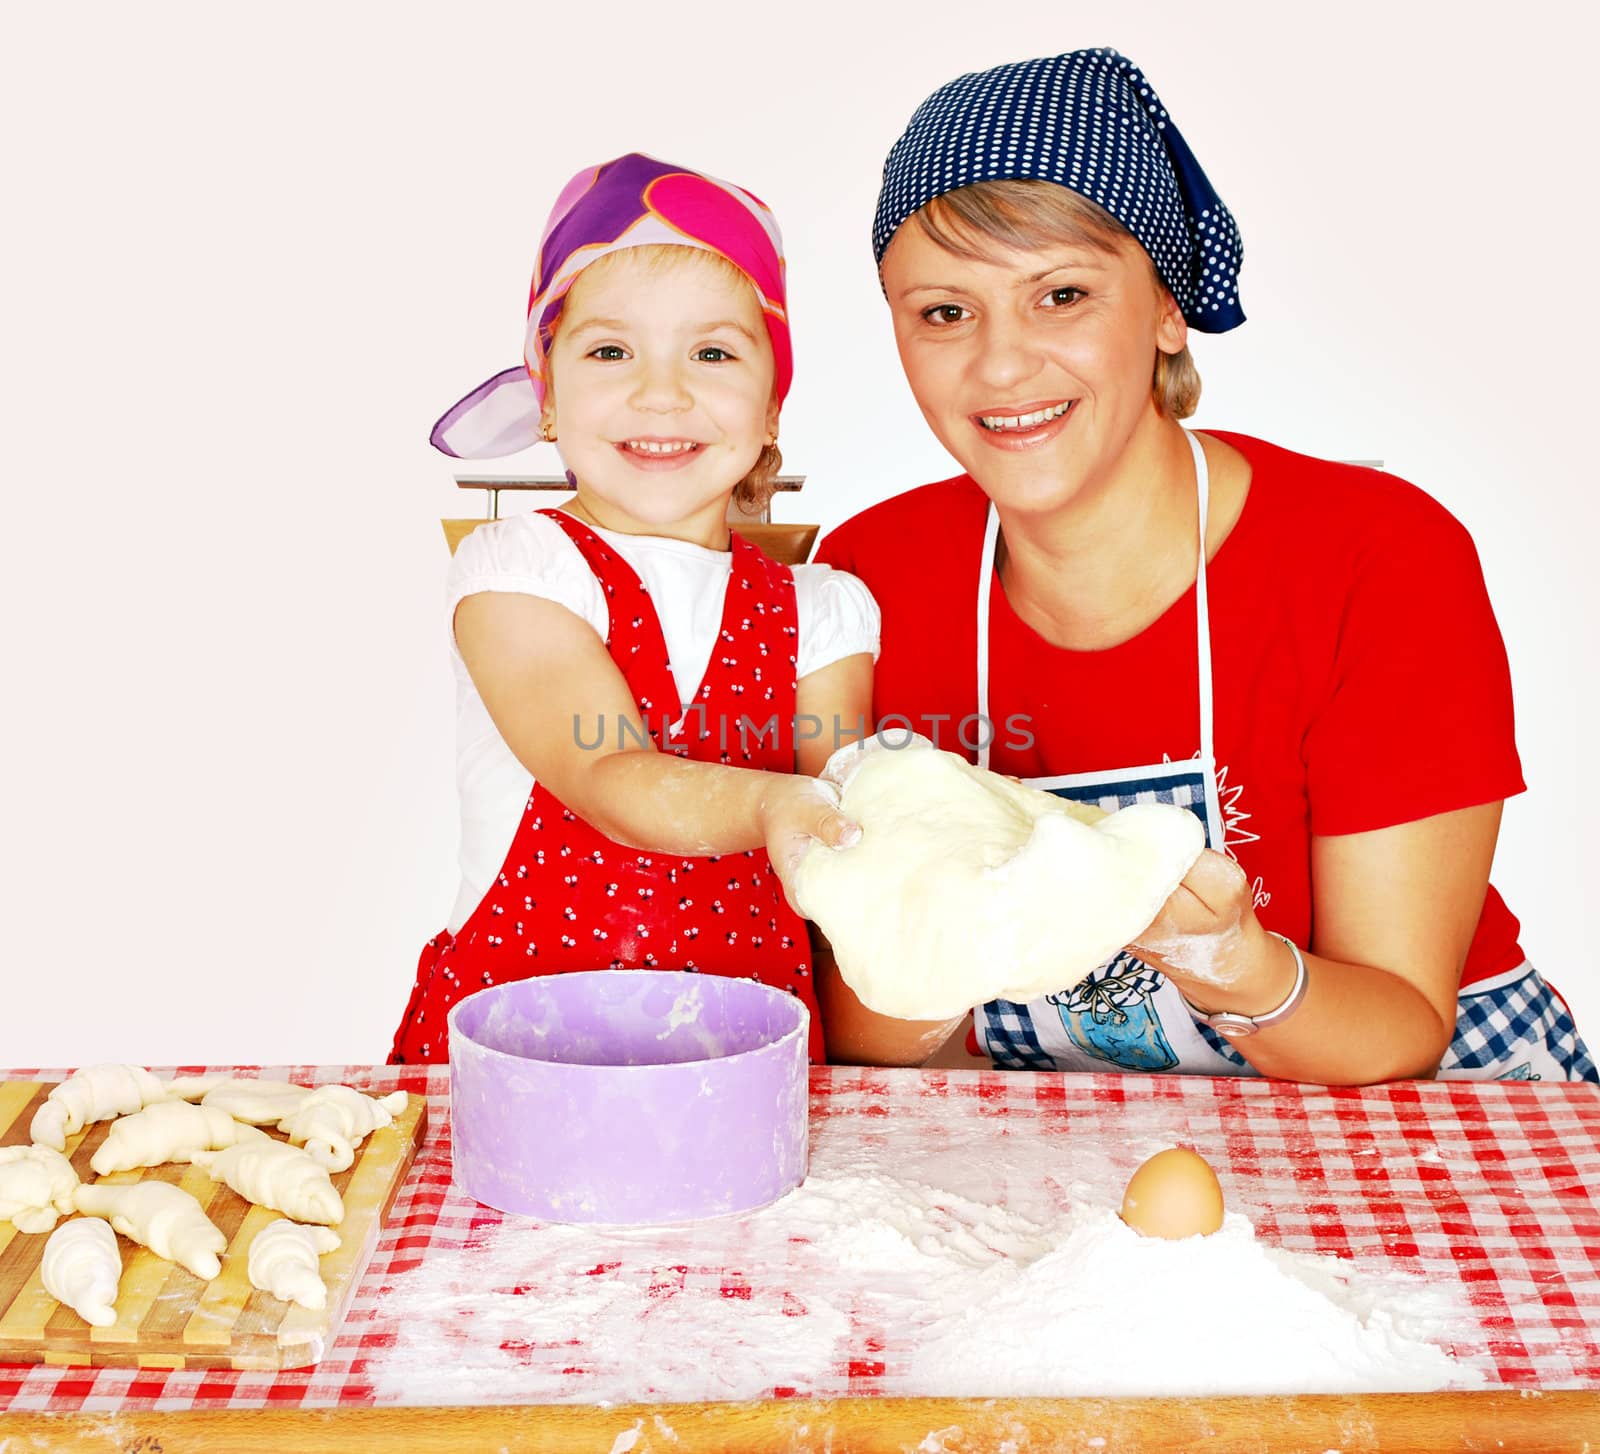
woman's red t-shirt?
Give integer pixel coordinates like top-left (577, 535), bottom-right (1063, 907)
top-left (812, 430), bottom-right (1527, 986)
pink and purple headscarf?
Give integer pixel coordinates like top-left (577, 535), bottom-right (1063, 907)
top-left (431, 153), bottom-right (792, 459)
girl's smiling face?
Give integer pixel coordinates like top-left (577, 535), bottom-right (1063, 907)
top-left (880, 217), bottom-right (1187, 517)
top-left (543, 246), bottom-right (779, 544)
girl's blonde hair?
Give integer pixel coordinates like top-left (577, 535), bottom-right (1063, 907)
top-left (907, 180), bottom-right (1201, 420)
top-left (549, 244), bottom-right (783, 513)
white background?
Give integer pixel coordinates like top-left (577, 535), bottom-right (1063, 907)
top-left (2, 1), bottom-right (1594, 1067)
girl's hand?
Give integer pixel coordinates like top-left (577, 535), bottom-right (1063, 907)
top-left (1129, 849), bottom-right (1294, 1014)
top-left (760, 777), bottom-right (862, 915)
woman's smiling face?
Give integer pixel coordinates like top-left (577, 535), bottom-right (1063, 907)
top-left (880, 213), bottom-right (1187, 515)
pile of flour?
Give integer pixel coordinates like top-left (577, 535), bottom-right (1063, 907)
top-left (368, 1167), bottom-right (1481, 1404)
top-left (901, 1199), bottom-right (1474, 1397)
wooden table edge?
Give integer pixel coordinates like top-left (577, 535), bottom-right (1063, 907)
top-left (4, 1390), bottom-right (1597, 1453)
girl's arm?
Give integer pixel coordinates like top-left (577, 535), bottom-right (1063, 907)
top-left (455, 590), bottom-right (857, 862)
top-left (793, 651), bottom-right (872, 777)
top-left (1131, 800), bottom-right (1502, 1084)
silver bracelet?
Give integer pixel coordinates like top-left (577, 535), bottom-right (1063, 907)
top-left (1180, 932), bottom-right (1310, 1039)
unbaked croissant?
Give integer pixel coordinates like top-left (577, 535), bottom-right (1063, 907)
top-left (73, 1181), bottom-right (226, 1281)
top-left (166, 1078), bottom-right (312, 1125)
top-left (246, 1219), bottom-right (340, 1309)
top-left (90, 1101), bottom-right (267, 1176)
top-left (42, 1216), bottom-right (123, 1326)
top-left (31, 1064), bottom-right (171, 1151)
top-left (0, 1144), bottom-right (80, 1233)
top-left (190, 1139), bottom-right (343, 1226)
top-left (276, 1086), bottom-right (408, 1172)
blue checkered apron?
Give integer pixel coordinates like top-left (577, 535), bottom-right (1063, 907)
top-left (1436, 964), bottom-right (1596, 1082)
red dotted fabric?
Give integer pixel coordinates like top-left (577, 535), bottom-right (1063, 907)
top-left (389, 510), bottom-right (821, 1064)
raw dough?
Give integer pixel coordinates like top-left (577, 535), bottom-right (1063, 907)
top-left (167, 1078), bottom-right (312, 1125)
top-left (90, 1101), bottom-right (267, 1176)
top-left (74, 1181), bottom-right (227, 1281)
top-left (277, 1086), bottom-right (409, 1173)
top-left (794, 734), bottom-right (1206, 1019)
top-left (42, 1216), bottom-right (123, 1327)
top-left (191, 1139), bottom-right (344, 1226)
top-left (0, 1144), bottom-right (80, 1233)
top-left (247, 1219), bottom-right (341, 1309)
top-left (30, 1064), bottom-right (171, 1150)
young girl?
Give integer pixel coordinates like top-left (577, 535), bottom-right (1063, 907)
top-left (389, 153), bottom-right (878, 1064)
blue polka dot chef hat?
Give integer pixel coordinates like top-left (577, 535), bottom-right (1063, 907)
top-left (873, 47), bottom-right (1245, 332)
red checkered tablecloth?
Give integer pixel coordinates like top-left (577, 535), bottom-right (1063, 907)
top-left (2, 1065), bottom-right (1598, 1412)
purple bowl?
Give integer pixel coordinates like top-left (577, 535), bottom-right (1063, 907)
top-left (448, 971), bottom-right (810, 1224)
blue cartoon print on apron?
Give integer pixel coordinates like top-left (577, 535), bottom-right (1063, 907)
top-left (1049, 954), bottom-right (1178, 1071)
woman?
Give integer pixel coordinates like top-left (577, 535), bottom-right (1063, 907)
top-left (813, 47), bottom-right (1593, 1084)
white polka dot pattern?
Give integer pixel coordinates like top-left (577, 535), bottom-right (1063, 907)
top-left (388, 511), bottom-right (822, 1066)
top-left (873, 48), bottom-right (1245, 333)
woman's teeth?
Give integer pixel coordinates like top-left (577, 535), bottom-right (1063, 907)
top-left (623, 440), bottom-right (699, 455)
top-left (979, 401), bottom-right (1072, 432)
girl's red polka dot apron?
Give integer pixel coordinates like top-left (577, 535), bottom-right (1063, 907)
top-left (389, 510), bottom-right (822, 1064)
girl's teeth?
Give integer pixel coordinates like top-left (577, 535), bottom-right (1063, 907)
top-left (980, 401), bottom-right (1072, 431)
top-left (627, 440), bottom-right (697, 455)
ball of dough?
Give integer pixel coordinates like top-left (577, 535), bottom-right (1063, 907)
top-left (794, 734), bottom-right (1205, 1019)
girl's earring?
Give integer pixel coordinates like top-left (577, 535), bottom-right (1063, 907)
top-left (541, 421), bottom-right (557, 442)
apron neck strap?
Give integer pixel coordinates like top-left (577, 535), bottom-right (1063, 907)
top-left (976, 430), bottom-right (1216, 774)
top-left (1188, 430), bottom-right (1217, 774)
top-left (976, 504), bottom-right (1001, 770)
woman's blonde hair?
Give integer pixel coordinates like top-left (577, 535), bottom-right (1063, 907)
top-left (907, 180), bottom-right (1201, 420)
top-left (548, 244), bottom-right (783, 513)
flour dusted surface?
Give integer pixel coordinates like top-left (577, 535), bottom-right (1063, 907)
top-left (371, 1090), bottom-right (1483, 1403)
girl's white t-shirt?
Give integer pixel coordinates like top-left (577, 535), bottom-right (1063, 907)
top-left (443, 511), bottom-right (882, 934)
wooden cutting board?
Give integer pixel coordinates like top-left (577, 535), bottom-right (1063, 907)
top-left (0, 1078), bottom-right (426, 1371)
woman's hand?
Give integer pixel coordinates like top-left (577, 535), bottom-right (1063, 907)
top-left (1129, 849), bottom-right (1296, 1016)
top-left (759, 776), bottom-right (862, 914)
top-left (1126, 805), bottom-right (1501, 1083)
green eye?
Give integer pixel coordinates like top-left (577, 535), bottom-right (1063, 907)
top-left (695, 346), bottom-right (732, 362)
top-left (591, 345), bottom-right (626, 361)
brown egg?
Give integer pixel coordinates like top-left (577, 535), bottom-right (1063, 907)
top-left (1119, 1146), bottom-right (1225, 1240)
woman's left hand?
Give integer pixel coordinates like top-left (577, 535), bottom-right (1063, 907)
top-left (1129, 849), bottom-right (1293, 1013)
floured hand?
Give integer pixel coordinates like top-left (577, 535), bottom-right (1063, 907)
top-left (1131, 850), bottom-right (1284, 1008)
top-left (760, 775), bottom-right (862, 915)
